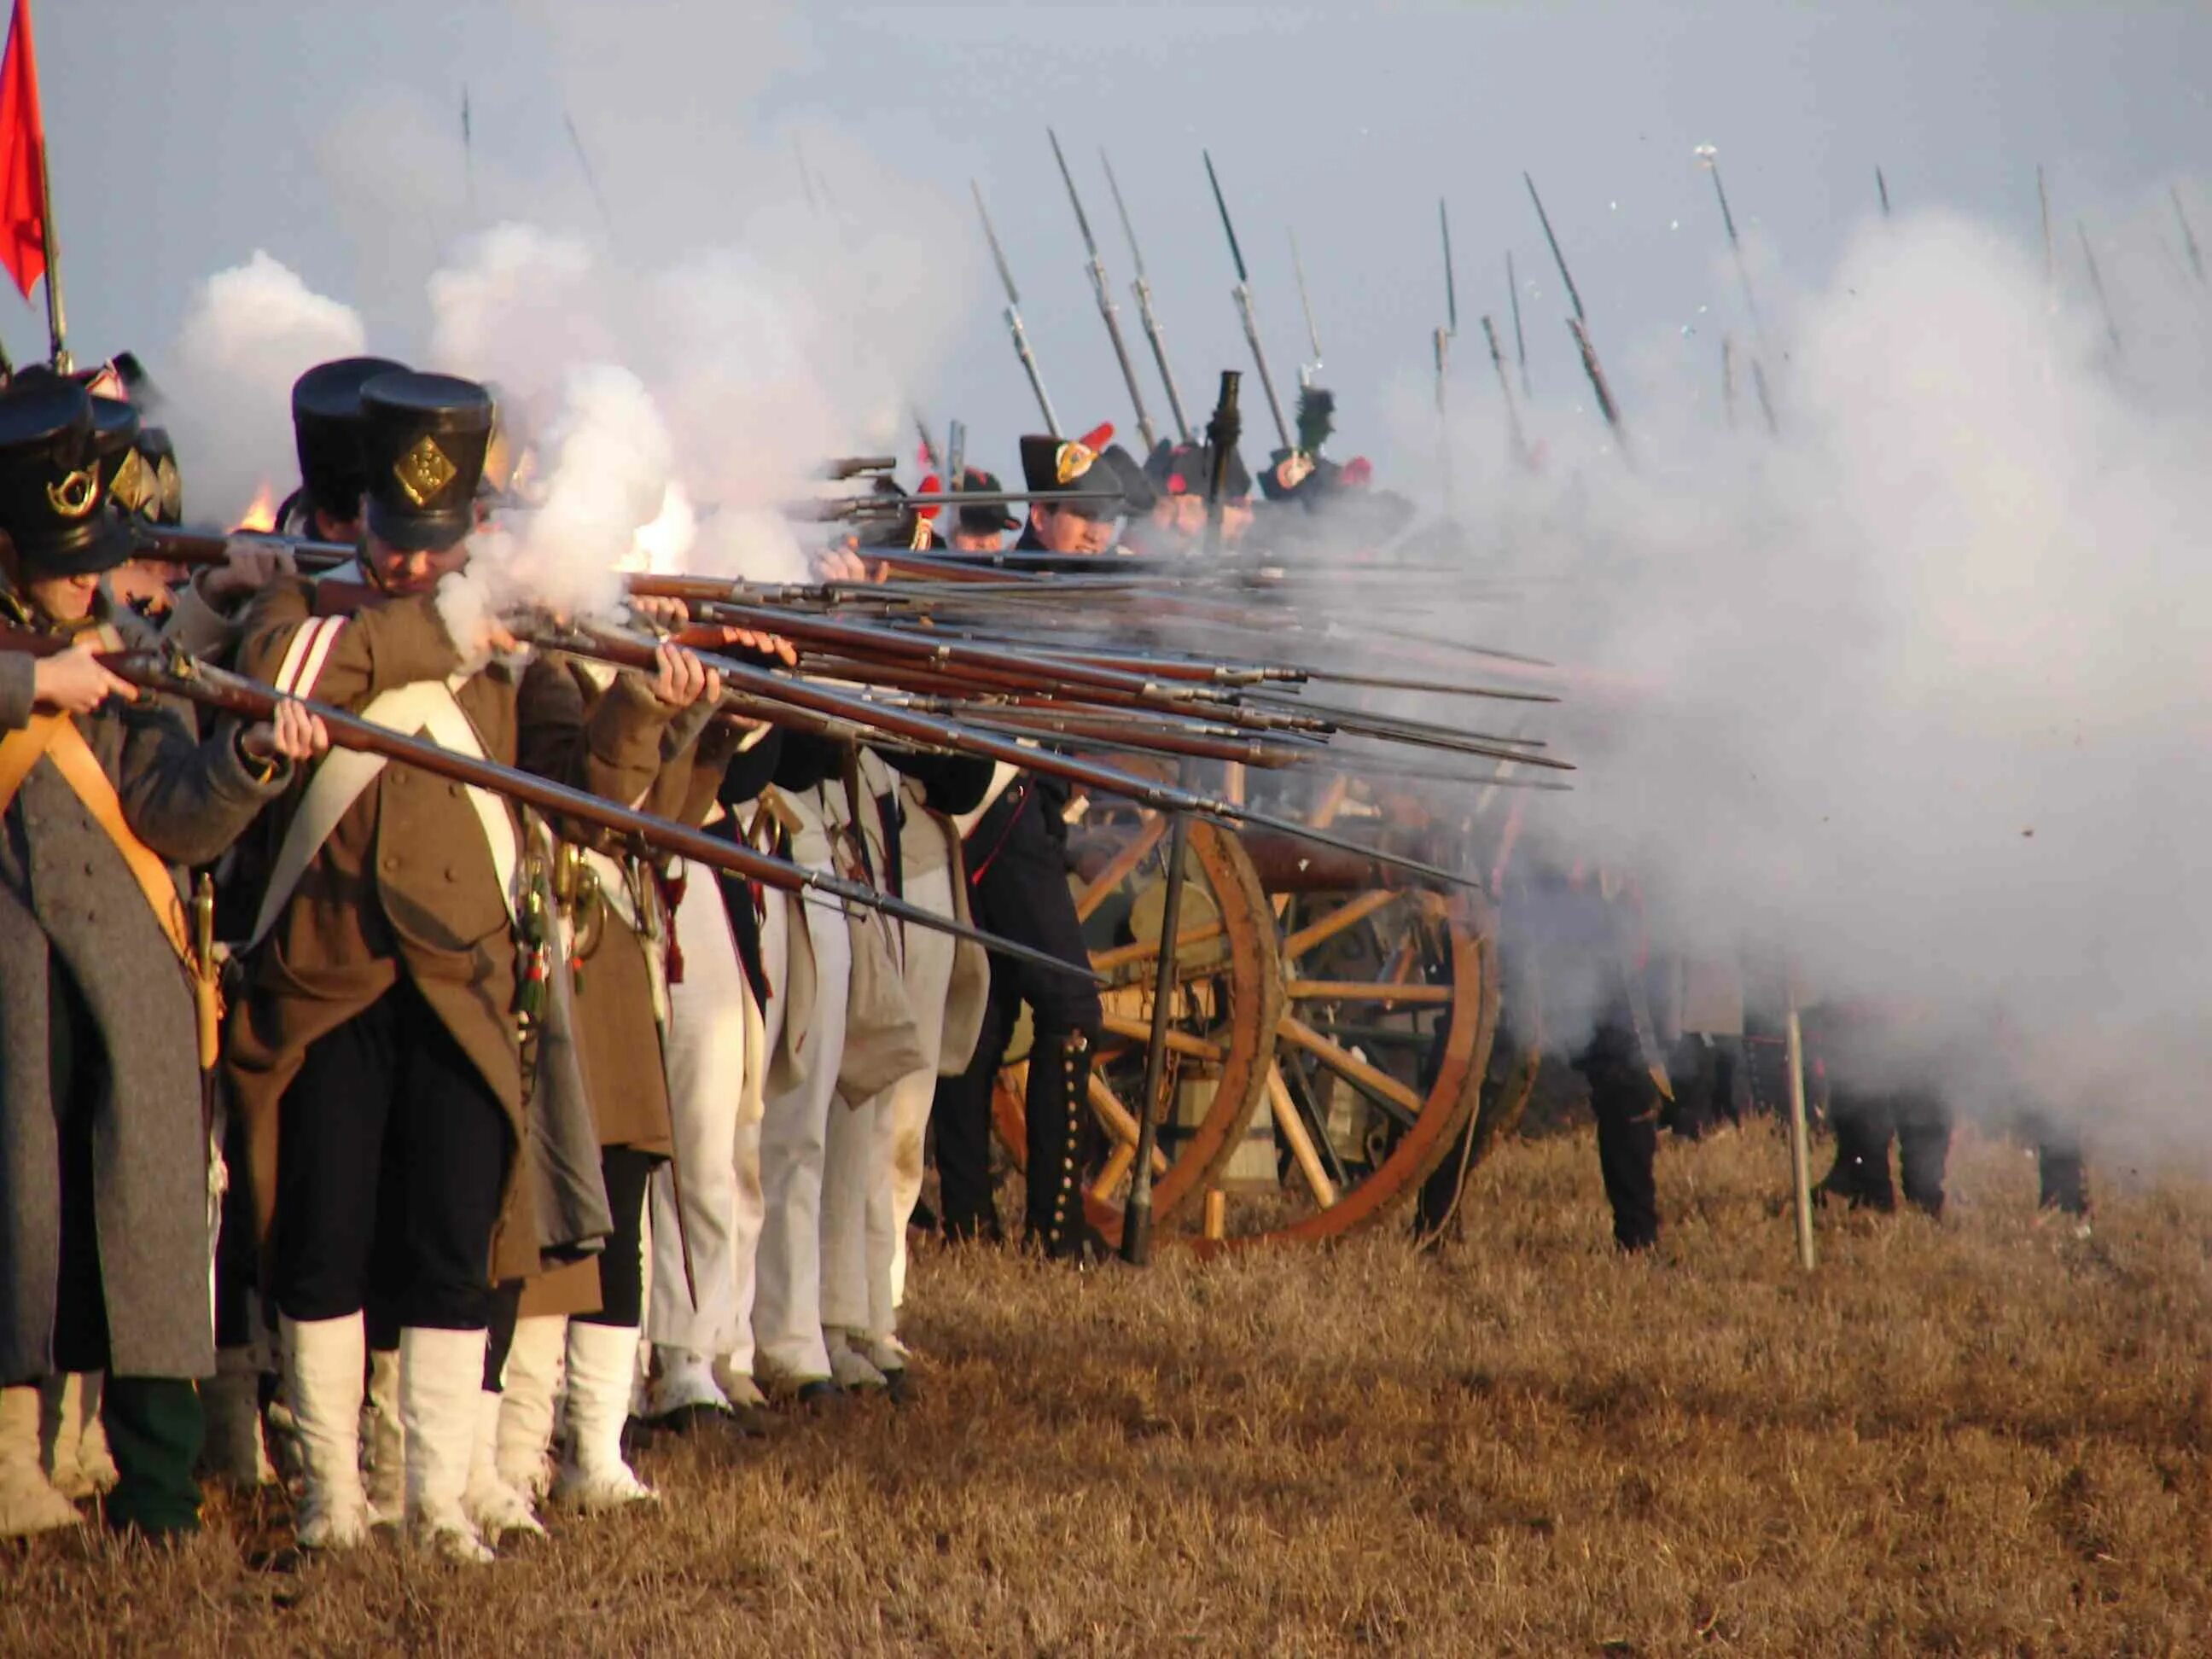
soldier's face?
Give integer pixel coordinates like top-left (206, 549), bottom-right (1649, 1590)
top-left (366, 533), bottom-right (469, 597)
top-left (1029, 504), bottom-right (1115, 556)
top-left (1220, 498), bottom-right (1254, 544)
top-left (951, 527), bottom-right (1002, 553)
top-left (23, 568), bottom-right (102, 622)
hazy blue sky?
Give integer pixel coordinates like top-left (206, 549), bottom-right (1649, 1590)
top-left (26, 2), bottom-right (2212, 476)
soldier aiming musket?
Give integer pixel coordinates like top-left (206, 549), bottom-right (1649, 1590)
top-left (1101, 148), bottom-right (1192, 445)
top-left (1047, 129), bottom-right (1156, 455)
top-left (971, 181), bottom-right (1061, 436)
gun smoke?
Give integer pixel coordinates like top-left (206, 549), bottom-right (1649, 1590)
top-left (1380, 180), bottom-right (2212, 1157)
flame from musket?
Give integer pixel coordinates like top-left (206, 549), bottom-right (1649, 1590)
top-left (235, 485), bottom-right (278, 533)
top-left (620, 482), bottom-right (698, 576)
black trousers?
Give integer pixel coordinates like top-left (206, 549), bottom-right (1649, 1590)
top-left (579, 1144), bottom-right (655, 1330)
top-left (1575, 1010), bottom-right (1661, 1253)
top-left (1663, 1035), bottom-right (1751, 1140)
top-left (1823, 1087), bottom-right (1952, 1216)
top-left (933, 792), bottom-right (1103, 1240)
top-left (273, 980), bottom-right (512, 1330)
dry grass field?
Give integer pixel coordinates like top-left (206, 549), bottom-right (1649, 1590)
top-left (5, 1121), bottom-right (2210, 1656)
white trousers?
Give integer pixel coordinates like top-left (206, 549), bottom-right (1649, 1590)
top-left (648, 870), bottom-right (760, 1367)
top-left (753, 888), bottom-right (850, 1381)
top-left (876, 864), bottom-right (957, 1328)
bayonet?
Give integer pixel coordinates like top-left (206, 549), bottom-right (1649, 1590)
top-left (1203, 150), bottom-right (1293, 451)
top-left (1523, 172), bottom-right (1586, 324)
top-left (972, 180), bottom-right (1062, 435)
top-left (1049, 129), bottom-right (1156, 452)
top-left (1507, 249), bottom-right (1530, 397)
top-left (2172, 185), bottom-right (2204, 286)
top-left (1441, 201), bottom-right (1458, 338)
top-left (1481, 316), bottom-right (1530, 469)
top-left (1290, 230), bottom-right (1323, 389)
top-left (1102, 148), bottom-right (1192, 443)
top-left (1877, 166), bottom-right (1892, 219)
top-left (2078, 220), bottom-right (2123, 358)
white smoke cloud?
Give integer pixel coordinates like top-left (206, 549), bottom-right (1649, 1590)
top-left (161, 252), bottom-right (368, 525)
top-left (1387, 180), bottom-right (2212, 1154)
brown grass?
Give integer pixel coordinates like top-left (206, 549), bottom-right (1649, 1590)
top-left (5, 1123), bottom-right (2210, 1657)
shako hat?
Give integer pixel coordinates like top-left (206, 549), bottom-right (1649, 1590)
top-left (0, 378), bottom-right (134, 575)
top-left (953, 468), bottom-right (1019, 534)
top-left (358, 370), bottom-right (495, 553)
top-left (292, 355), bottom-right (410, 521)
top-left (1017, 422), bottom-right (1124, 518)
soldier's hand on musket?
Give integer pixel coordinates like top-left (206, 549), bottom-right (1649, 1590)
top-left (815, 542), bottom-right (887, 586)
top-left (206, 541), bottom-right (299, 602)
top-left (629, 593), bottom-right (691, 631)
top-left (650, 640), bottom-right (719, 709)
top-left (706, 625), bottom-right (798, 667)
top-left (241, 699), bottom-right (331, 764)
top-left (32, 642), bottom-right (137, 713)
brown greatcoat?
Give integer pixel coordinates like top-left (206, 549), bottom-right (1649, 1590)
top-left (516, 663), bottom-right (737, 1319)
top-left (224, 579), bottom-right (673, 1289)
top-left (558, 658), bottom-right (741, 1154)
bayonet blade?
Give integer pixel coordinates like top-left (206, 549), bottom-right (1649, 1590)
top-left (1290, 230), bottom-right (1323, 367)
top-left (1204, 150), bottom-right (1251, 285)
top-left (1523, 172), bottom-right (1586, 324)
top-left (1102, 148), bottom-right (1147, 277)
top-left (1047, 128), bottom-right (1100, 259)
top-left (973, 181), bottom-right (1022, 306)
top-left (1440, 199), bottom-right (1458, 336)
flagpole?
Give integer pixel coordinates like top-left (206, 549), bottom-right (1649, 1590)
top-left (20, 0), bottom-right (61, 368)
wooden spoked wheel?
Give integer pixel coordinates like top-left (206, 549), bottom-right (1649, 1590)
top-left (990, 812), bottom-right (1282, 1231)
top-left (1200, 843), bottom-right (1504, 1249)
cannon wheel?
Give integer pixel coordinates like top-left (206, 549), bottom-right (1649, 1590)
top-left (990, 813), bottom-right (1282, 1229)
top-left (1191, 876), bottom-right (1503, 1249)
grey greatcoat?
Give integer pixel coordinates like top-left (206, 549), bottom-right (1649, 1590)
top-left (0, 602), bottom-right (289, 1384)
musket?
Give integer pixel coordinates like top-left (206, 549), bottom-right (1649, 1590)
top-left (1567, 317), bottom-right (1628, 453)
top-left (1481, 316), bottom-right (1531, 469)
top-left (821, 456), bottom-right (899, 481)
top-left (0, 627), bottom-right (1093, 982)
top-left (1435, 201), bottom-right (1457, 503)
top-left (1202, 152), bottom-right (1293, 451)
top-left (972, 180), bottom-right (1061, 435)
top-left (909, 412), bottom-right (944, 477)
top-left (2078, 221), bottom-right (2123, 358)
top-left (1289, 230), bottom-right (1323, 390)
top-left (1102, 148), bottom-right (1192, 444)
top-left (1523, 172), bottom-right (1586, 324)
top-left (554, 621), bottom-right (1488, 891)
top-left (1507, 249), bottom-right (1531, 398)
top-left (2173, 186), bottom-right (2205, 285)
top-left (1526, 172), bottom-right (1628, 453)
top-left (789, 487), bottom-right (1121, 523)
top-left (135, 523), bottom-right (353, 570)
top-left (1048, 129), bottom-right (1155, 454)
top-left (1699, 150), bottom-right (1762, 335)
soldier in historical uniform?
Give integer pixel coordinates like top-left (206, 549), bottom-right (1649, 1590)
top-left (928, 428), bottom-right (1128, 1260)
top-left (946, 468), bottom-right (1019, 554)
top-left (274, 357), bottom-right (407, 543)
top-left (489, 631), bottom-right (752, 1511)
top-left (224, 370), bottom-right (709, 1561)
top-left (0, 379), bottom-right (322, 1540)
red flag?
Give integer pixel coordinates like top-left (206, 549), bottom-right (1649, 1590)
top-left (0, 0), bottom-right (46, 301)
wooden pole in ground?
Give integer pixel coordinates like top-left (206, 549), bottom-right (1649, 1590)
top-left (1783, 987), bottom-right (1817, 1271)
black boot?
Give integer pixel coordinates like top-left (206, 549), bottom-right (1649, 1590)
top-left (1024, 1032), bottom-right (1109, 1262)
